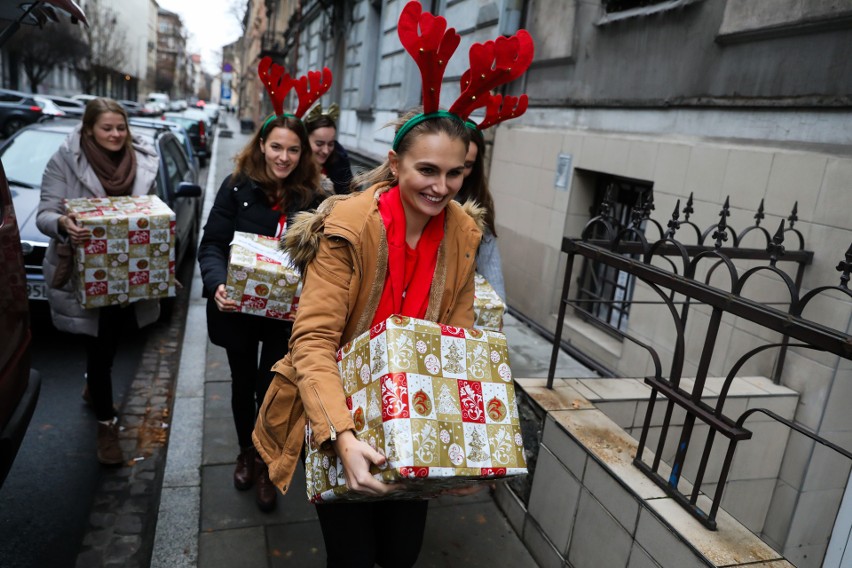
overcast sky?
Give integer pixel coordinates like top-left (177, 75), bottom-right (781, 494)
top-left (156, 0), bottom-right (243, 74)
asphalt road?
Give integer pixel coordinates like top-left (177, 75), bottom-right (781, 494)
top-left (0, 304), bottom-right (147, 568)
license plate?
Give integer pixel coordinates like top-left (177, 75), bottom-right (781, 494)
top-left (27, 281), bottom-right (48, 300)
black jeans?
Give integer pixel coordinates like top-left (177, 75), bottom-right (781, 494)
top-left (226, 330), bottom-right (290, 449)
top-left (85, 304), bottom-right (134, 421)
top-left (315, 500), bottom-right (429, 568)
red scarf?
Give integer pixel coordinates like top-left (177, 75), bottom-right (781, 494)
top-left (372, 186), bottom-right (445, 326)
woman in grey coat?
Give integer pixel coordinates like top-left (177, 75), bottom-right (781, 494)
top-left (36, 98), bottom-right (159, 466)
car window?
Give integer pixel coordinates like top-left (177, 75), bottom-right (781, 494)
top-left (0, 130), bottom-right (67, 187)
top-left (160, 137), bottom-right (188, 193)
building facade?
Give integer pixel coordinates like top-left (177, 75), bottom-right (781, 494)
top-left (243, 0), bottom-right (852, 566)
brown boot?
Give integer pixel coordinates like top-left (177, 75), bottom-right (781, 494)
top-left (96, 419), bottom-right (124, 466)
top-left (234, 447), bottom-right (256, 490)
top-left (255, 454), bottom-right (277, 512)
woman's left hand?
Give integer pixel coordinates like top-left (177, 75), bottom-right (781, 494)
top-left (214, 283), bottom-right (239, 312)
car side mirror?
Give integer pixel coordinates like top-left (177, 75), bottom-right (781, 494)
top-left (175, 182), bottom-right (202, 198)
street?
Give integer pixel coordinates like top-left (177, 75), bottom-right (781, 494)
top-left (0, 307), bottom-right (147, 568)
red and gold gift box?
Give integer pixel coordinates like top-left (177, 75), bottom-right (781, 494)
top-left (225, 231), bottom-right (301, 320)
top-left (473, 273), bottom-right (505, 331)
top-left (305, 315), bottom-right (527, 502)
top-left (65, 195), bottom-right (176, 309)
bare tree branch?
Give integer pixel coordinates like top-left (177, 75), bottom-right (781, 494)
top-left (5, 24), bottom-right (87, 92)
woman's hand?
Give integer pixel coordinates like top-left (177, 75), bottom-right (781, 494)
top-left (214, 284), bottom-right (239, 312)
top-left (332, 430), bottom-right (398, 496)
top-left (60, 213), bottom-right (90, 246)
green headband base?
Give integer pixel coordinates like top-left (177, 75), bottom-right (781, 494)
top-left (260, 113), bottom-right (299, 137)
top-left (392, 110), bottom-right (465, 151)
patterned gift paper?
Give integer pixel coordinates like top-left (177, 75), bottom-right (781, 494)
top-left (225, 231), bottom-right (301, 320)
top-left (65, 195), bottom-right (176, 309)
top-left (473, 273), bottom-right (505, 331)
top-left (305, 315), bottom-right (527, 503)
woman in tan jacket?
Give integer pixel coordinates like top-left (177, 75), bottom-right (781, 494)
top-left (254, 111), bottom-right (482, 566)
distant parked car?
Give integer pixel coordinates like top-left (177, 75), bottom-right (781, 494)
top-left (41, 95), bottom-right (85, 118)
top-left (117, 100), bottom-right (142, 117)
top-left (201, 102), bottom-right (220, 125)
top-left (0, 88), bottom-right (45, 137)
top-left (141, 101), bottom-right (163, 117)
top-left (0, 118), bottom-right (203, 303)
top-left (145, 92), bottom-right (170, 113)
top-left (162, 112), bottom-right (208, 167)
top-left (33, 96), bottom-right (66, 118)
top-left (70, 93), bottom-right (98, 106)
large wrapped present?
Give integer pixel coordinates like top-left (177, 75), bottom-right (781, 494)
top-left (65, 195), bottom-right (176, 308)
top-left (225, 231), bottom-right (301, 320)
top-left (305, 315), bottom-right (527, 502)
top-left (473, 273), bottom-right (505, 331)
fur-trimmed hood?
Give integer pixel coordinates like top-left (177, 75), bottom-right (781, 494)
top-left (281, 184), bottom-right (485, 275)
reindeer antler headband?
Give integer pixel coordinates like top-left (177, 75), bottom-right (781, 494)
top-left (392, 0), bottom-right (534, 151)
top-left (257, 56), bottom-right (333, 136)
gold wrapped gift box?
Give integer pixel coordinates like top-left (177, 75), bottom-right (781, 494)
top-left (305, 315), bottom-right (527, 502)
top-left (65, 195), bottom-right (176, 309)
top-left (473, 273), bottom-right (505, 331)
top-left (225, 231), bottom-right (301, 320)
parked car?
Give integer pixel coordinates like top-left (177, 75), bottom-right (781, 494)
top-left (129, 117), bottom-right (198, 173)
top-left (182, 107), bottom-right (212, 132)
top-left (0, 88), bottom-right (45, 138)
top-left (41, 95), bottom-right (85, 118)
top-left (162, 112), bottom-right (208, 167)
top-left (141, 101), bottom-right (163, 117)
top-left (0, 159), bottom-right (41, 488)
top-left (70, 93), bottom-right (98, 106)
top-left (145, 92), bottom-right (170, 113)
top-left (117, 100), bottom-right (142, 117)
top-left (34, 96), bottom-right (66, 118)
top-left (0, 118), bottom-right (203, 303)
top-left (201, 102), bottom-right (220, 125)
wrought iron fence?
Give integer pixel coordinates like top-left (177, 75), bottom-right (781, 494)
top-left (546, 193), bottom-right (852, 529)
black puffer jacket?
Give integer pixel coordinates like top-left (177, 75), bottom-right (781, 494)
top-left (197, 173), bottom-right (326, 348)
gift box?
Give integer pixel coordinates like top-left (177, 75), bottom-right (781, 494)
top-left (225, 231), bottom-right (301, 320)
top-left (473, 273), bottom-right (505, 331)
top-left (305, 315), bottom-right (527, 502)
top-left (65, 195), bottom-right (176, 309)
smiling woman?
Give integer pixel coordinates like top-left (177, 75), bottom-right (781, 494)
top-left (34, 97), bottom-right (161, 467)
top-left (196, 106), bottom-right (326, 514)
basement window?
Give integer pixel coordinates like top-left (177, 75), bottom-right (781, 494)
top-left (598, 0), bottom-right (704, 25)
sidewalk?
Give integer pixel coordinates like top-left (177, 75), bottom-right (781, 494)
top-left (151, 115), bottom-right (594, 568)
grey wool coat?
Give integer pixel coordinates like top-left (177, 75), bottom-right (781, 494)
top-left (36, 123), bottom-right (161, 337)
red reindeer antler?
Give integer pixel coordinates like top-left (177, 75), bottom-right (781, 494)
top-left (257, 56), bottom-right (295, 117)
top-left (293, 67), bottom-right (333, 118)
top-left (449, 30), bottom-right (534, 123)
top-left (475, 94), bottom-right (529, 130)
top-left (397, 0), bottom-right (460, 113)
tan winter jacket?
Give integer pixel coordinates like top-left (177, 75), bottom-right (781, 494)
top-left (36, 123), bottom-right (160, 336)
top-left (253, 183), bottom-right (483, 494)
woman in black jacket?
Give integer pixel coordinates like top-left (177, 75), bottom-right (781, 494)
top-left (197, 114), bottom-right (326, 512)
